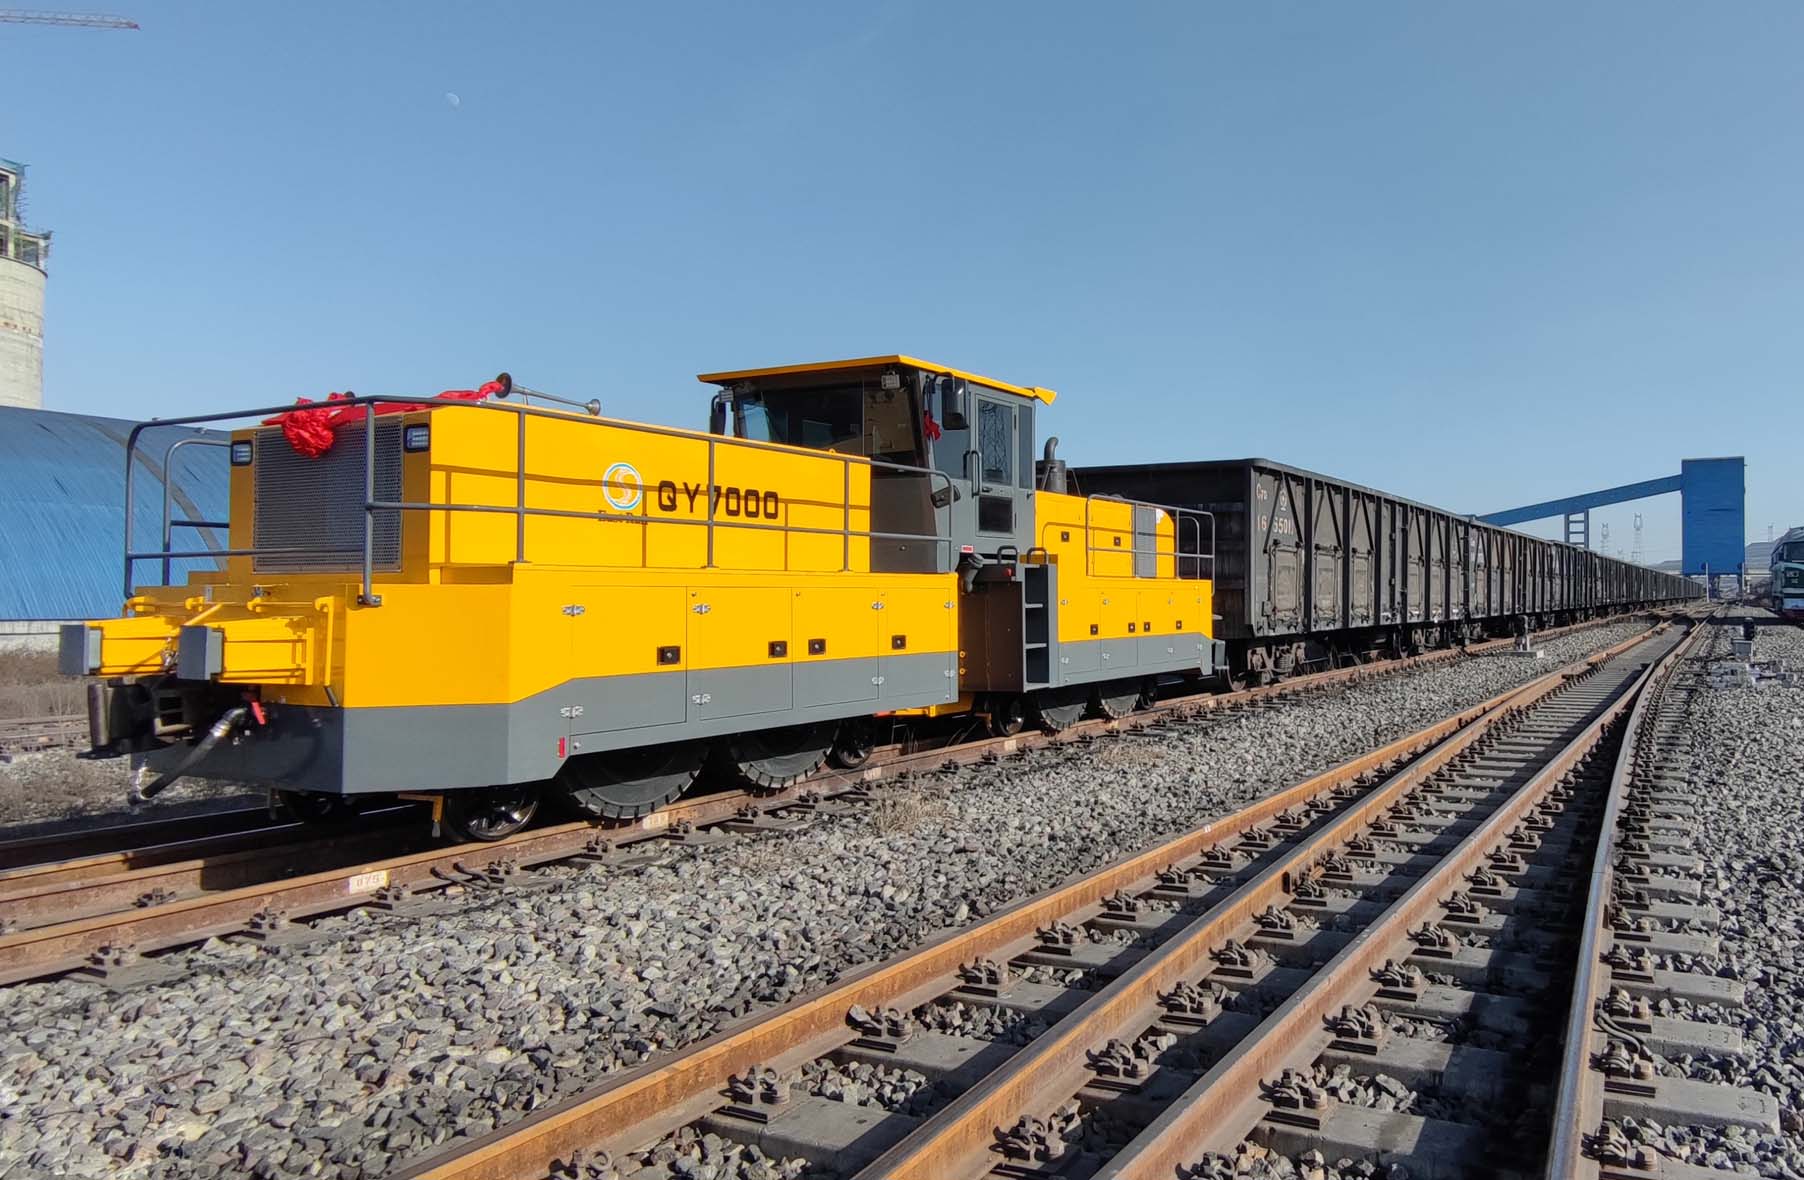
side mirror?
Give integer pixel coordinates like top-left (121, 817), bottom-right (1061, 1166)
top-left (708, 393), bottom-right (729, 436)
top-left (935, 376), bottom-right (969, 431)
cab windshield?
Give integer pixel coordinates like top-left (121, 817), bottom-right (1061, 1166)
top-left (733, 383), bottom-right (923, 467)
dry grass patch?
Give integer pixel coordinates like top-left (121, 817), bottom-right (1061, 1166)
top-left (0, 650), bottom-right (84, 720)
top-left (869, 787), bottom-right (954, 836)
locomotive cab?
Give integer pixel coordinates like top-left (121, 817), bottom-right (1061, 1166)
top-left (701, 358), bottom-right (1220, 730)
top-left (703, 356), bottom-right (1048, 575)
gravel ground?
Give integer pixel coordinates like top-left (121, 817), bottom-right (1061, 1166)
top-left (0, 623), bottom-right (1654, 1180)
top-left (1612, 614), bottom-right (1804, 1178)
top-left (0, 748), bottom-right (260, 835)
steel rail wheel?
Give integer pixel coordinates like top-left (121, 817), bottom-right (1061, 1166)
top-left (827, 721), bottom-right (875, 770)
top-left (275, 790), bottom-right (359, 824)
top-left (987, 695), bottom-right (1027, 737)
top-left (442, 784), bottom-right (541, 843)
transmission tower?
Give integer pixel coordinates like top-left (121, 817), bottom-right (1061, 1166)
top-left (1631, 513), bottom-right (1643, 565)
top-left (0, 10), bottom-right (138, 28)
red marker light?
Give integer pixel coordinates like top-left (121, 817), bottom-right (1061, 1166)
top-left (556, 737), bottom-right (568, 759)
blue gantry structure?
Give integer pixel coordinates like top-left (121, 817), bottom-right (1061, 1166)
top-left (1479, 457), bottom-right (1746, 581)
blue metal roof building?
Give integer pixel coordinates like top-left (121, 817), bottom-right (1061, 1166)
top-left (0, 407), bottom-right (228, 620)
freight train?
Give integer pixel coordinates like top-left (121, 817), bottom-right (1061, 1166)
top-left (1074, 459), bottom-right (1701, 684)
top-left (1772, 526), bottom-right (1804, 620)
top-left (64, 358), bottom-right (1699, 840)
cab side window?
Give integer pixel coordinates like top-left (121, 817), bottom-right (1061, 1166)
top-left (978, 400), bottom-right (1012, 485)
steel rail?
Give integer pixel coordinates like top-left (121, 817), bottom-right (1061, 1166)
top-left (0, 714), bottom-right (86, 749)
top-left (386, 627), bottom-right (1662, 1180)
top-left (1543, 615), bottom-right (1713, 1179)
top-left (0, 806), bottom-right (409, 887)
top-left (854, 626), bottom-right (1673, 1180)
top-left (1077, 624), bottom-right (1693, 1180)
top-left (0, 804), bottom-right (274, 872)
top-left (0, 807), bottom-right (427, 926)
top-left (0, 617), bottom-right (1635, 972)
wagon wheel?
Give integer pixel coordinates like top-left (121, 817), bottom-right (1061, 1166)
top-left (557, 741), bottom-right (704, 820)
top-left (1030, 688), bottom-right (1088, 733)
top-left (723, 723), bottom-right (835, 790)
top-left (442, 784), bottom-right (541, 842)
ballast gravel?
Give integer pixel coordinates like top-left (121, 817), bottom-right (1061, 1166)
top-left (0, 624), bottom-right (1655, 1180)
top-left (1626, 615), bottom-right (1804, 1177)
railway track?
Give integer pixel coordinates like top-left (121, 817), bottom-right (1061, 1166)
top-left (0, 617), bottom-right (1651, 987)
top-left (380, 614), bottom-right (1762, 1180)
top-left (0, 712), bottom-right (85, 754)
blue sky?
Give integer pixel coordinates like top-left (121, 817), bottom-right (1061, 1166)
top-left (6, 1), bottom-right (1800, 564)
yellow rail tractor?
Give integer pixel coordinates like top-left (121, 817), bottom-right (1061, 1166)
top-left (65, 357), bottom-right (1218, 840)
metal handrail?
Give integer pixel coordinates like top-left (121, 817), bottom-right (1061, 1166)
top-left (123, 393), bottom-right (958, 603)
top-left (157, 437), bottom-right (232, 586)
top-left (1078, 493), bottom-right (1215, 581)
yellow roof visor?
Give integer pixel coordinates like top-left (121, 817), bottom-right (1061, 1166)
top-left (697, 355), bottom-right (1057, 405)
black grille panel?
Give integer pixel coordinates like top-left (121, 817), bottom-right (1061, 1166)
top-left (252, 421), bottom-right (403, 573)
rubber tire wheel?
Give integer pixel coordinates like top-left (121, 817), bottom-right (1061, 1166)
top-left (557, 741), bottom-right (705, 820)
top-left (1030, 689), bottom-right (1088, 734)
top-left (442, 784), bottom-right (540, 843)
top-left (277, 790), bottom-right (358, 824)
top-left (1092, 683), bottom-right (1141, 720)
top-left (988, 696), bottom-right (1027, 737)
top-left (725, 723), bottom-right (835, 790)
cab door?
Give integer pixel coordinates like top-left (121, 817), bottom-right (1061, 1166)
top-left (928, 379), bottom-right (1034, 558)
top-left (972, 394), bottom-right (1033, 554)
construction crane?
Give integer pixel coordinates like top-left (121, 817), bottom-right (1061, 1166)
top-left (0, 10), bottom-right (138, 28)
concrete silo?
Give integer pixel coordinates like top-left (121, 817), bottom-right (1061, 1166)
top-left (0, 157), bottom-right (49, 411)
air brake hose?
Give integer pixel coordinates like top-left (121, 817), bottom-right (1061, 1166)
top-left (130, 706), bottom-right (248, 804)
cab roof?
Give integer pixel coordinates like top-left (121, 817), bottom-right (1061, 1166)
top-left (696, 355), bottom-right (1057, 405)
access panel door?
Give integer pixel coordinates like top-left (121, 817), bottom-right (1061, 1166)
top-left (1404, 510), bottom-right (1427, 623)
top-left (685, 587), bottom-right (793, 722)
top-left (1255, 469), bottom-right (1305, 635)
top-left (1308, 480), bottom-right (1346, 632)
top-left (876, 586), bottom-right (957, 704)
top-left (790, 587), bottom-right (878, 710)
top-left (1347, 493), bottom-right (1378, 628)
top-left (569, 586), bottom-right (689, 738)
top-left (1428, 516), bottom-right (1448, 622)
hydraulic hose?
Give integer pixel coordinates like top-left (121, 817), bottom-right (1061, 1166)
top-left (130, 706), bottom-right (247, 804)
